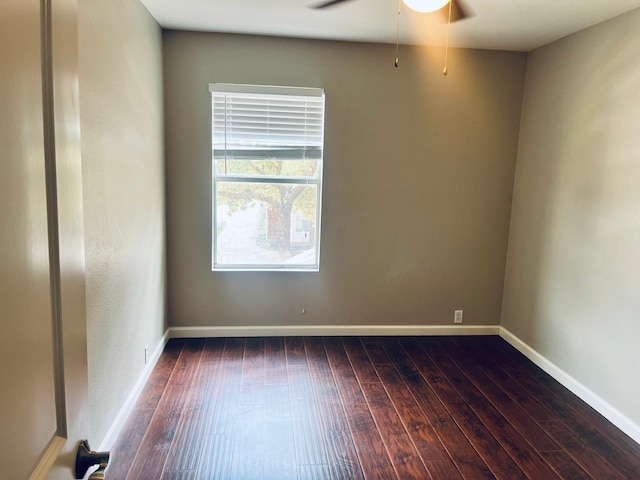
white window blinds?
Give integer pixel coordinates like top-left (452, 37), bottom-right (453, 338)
top-left (210, 84), bottom-right (325, 162)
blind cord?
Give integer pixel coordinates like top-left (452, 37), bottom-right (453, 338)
top-left (443, 0), bottom-right (453, 75)
top-left (394, 0), bottom-right (401, 67)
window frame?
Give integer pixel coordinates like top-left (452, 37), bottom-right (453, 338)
top-left (210, 83), bottom-right (325, 272)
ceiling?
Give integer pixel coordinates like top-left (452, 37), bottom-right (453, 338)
top-left (139, 0), bottom-right (640, 51)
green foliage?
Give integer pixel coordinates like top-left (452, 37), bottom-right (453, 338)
top-left (216, 158), bottom-right (320, 252)
top-left (216, 159), bottom-right (318, 219)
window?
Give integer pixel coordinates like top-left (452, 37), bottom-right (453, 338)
top-left (210, 84), bottom-right (325, 271)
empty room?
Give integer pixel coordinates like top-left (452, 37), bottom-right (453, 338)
top-left (2, 0), bottom-right (640, 478)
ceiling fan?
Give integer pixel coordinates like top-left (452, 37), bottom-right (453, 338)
top-left (311, 0), bottom-right (471, 72)
top-left (311, 0), bottom-right (470, 23)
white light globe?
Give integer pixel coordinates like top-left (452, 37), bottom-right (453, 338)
top-left (402, 0), bottom-right (449, 13)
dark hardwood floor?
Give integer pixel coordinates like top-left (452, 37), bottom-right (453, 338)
top-left (106, 336), bottom-right (640, 479)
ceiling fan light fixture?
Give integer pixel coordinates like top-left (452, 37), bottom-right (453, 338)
top-left (402, 0), bottom-right (449, 13)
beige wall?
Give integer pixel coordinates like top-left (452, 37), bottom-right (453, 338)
top-left (502, 9), bottom-right (640, 426)
top-left (79, 0), bottom-right (166, 445)
top-left (163, 32), bottom-right (526, 328)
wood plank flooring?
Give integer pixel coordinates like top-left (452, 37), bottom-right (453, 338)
top-left (106, 336), bottom-right (640, 479)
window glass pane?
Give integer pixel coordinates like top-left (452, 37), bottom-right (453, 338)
top-left (215, 181), bottom-right (318, 268)
top-left (214, 158), bottom-right (320, 178)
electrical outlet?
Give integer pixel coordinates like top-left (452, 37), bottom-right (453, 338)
top-left (454, 310), bottom-right (463, 324)
top-left (144, 344), bottom-right (150, 364)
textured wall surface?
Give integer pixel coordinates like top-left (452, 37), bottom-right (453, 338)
top-left (502, 8), bottom-right (640, 427)
top-left (79, 0), bottom-right (166, 445)
top-left (163, 32), bottom-right (526, 328)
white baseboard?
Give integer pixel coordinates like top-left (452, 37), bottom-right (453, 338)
top-left (98, 330), bottom-right (170, 451)
top-left (499, 327), bottom-right (640, 445)
top-left (168, 324), bottom-right (501, 338)
top-left (28, 435), bottom-right (65, 480)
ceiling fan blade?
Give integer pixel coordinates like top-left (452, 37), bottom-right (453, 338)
top-left (311, 0), bottom-right (355, 9)
top-left (435, 0), bottom-right (472, 23)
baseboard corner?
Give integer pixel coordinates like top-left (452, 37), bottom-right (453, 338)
top-left (499, 327), bottom-right (640, 446)
top-left (98, 329), bottom-right (170, 451)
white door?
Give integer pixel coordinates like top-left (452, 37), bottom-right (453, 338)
top-left (0, 0), bottom-right (90, 478)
